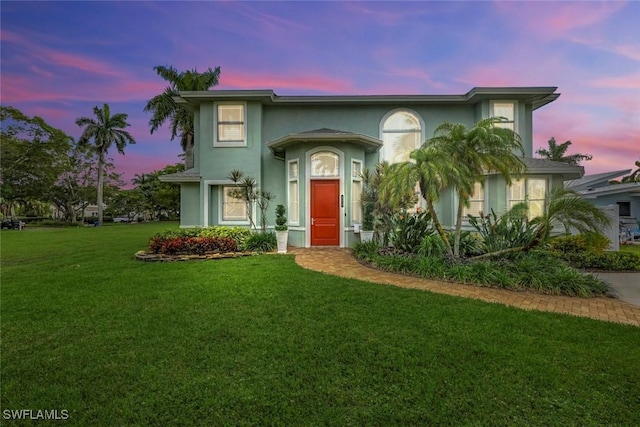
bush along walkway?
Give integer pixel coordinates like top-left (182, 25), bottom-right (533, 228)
top-left (292, 248), bottom-right (640, 327)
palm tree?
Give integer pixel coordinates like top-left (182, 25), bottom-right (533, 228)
top-left (429, 118), bottom-right (527, 257)
top-left (144, 65), bottom-right (221, 169)
top-left (529, 187), bottom-right (611, 246)
top-left (536, 137), bottom-right (592, 165)
top-left (76, 103), bottom-right (135, 225)
top-left (621, 160), bottom-right (640, 183)
top-left (380, 145), bottom-right (465, 259)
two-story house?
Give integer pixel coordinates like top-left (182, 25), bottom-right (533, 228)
top-left (161, 87), bottom-right (583, 248)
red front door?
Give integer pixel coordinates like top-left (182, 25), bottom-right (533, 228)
top-left (311, 180), bottom-right (340, 246)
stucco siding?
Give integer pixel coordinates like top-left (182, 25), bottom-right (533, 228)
top-left (586, 194), bottom-right (640, 219)
top-left (180, 183), bottom-right (200, 227)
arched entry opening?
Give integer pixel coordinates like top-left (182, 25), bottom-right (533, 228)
top-left (308, 149), bottom-right (342, 246)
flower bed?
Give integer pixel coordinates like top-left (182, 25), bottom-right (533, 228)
top-left (135, 226), bottom-right (275, 261)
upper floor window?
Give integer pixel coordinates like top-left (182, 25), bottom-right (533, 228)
top-left (381, 110), bottom-right (422, 164)
top-left (491, 101), bottom-right (516, 131)
top-left (215, 103), bottom-right (246, 147)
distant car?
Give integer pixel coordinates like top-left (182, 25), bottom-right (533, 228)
top-left (1, 219), bottom-right (25, 230)
top-left (113, 217), bottom-right (132, 223)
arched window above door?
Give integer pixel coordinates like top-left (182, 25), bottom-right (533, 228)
top-left (310, 151), bottom-right (340, 177)
top-left (381, 110), bottom-right (423, 164)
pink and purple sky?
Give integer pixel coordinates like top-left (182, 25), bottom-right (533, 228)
top-left (2, 1), bottom-right (638, 184)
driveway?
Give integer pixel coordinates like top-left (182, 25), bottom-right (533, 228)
top-left (595, 273), bottom-right (640, 306)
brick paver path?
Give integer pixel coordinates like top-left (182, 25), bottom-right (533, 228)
top-left (291, 248), bottom-right (640, 327)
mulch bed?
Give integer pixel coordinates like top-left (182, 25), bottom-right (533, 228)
top-left (135, 250), bottom-right (259, 262)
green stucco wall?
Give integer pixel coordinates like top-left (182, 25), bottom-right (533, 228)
top-left (180, 183), bottom-right (200, 227)
top-left (180, 94), bottom-right (550, 247)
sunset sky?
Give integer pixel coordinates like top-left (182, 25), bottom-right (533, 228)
top-left (2, 1), bottom-right (638, 184)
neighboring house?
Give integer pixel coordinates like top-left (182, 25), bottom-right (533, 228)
top-left (161, 87), bottom-right (583, 248)
top-left (566, 170), bottom-right (640, 238)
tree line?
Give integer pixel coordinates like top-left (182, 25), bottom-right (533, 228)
top-left (0, 104), bottom-right (186, 224)
top-left (1, 65), bottom-right (221, 225)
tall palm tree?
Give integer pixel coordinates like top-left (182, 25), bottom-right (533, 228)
top-left (76, 103), bottom-right (135, 225)
top-left (143, 65), bottom-right (221, 169)
top-left (429, 118), bottom-right (527, 257)
top-left (536, 137), bottom-right (592, 165)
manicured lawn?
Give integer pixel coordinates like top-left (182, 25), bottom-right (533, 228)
top-left (621, 243), bottom-right (640, 256)
top-left (620, 244), bottom-right (640, 268)
top-left (1, 224), bottom-right (639, 425)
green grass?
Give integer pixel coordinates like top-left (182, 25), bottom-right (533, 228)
top-left (2, 224), bottom-right (640, 425)
top-left (621, 243), bottom-right (640, 257)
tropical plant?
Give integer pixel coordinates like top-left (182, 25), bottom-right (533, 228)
top-left (361, 162), bottom-right (416, 244)
top-left (144, 65), bottom-right (221, 169)
top-left (429, 117), bottom-right (527, 258)
top-left (243, 231), bottom-right (277, 252)
top-left (380, 146), bottom-right (462, 258)
top-left (417, 232), bottom-right (447, 258)
top-left (274, 204), bottom-right (288, 231)
top-left (381, 117), bottom-right (526, 259)
top-left (535, 137), bottom-right (592, 166)
top-left (468, 204), bottom-right (538, 255)
top-left (75, 103), bottom-right (136, 225)
top-left (529, 187), bottom-right (611, 247)
top-left (389, 209), bottom-right (433, 253)
top-left (227, 169), bottom-right (274, 232)
top-left (610, 159), bottom-right (640, 184)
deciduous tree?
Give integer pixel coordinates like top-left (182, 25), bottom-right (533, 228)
top-left (0, 106), bottom-right (72, 218)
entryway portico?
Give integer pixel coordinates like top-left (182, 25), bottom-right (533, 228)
top-left (268, 128), bottom-right (382, 247)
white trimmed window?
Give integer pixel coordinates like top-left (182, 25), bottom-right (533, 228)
top-left (221, 186), bottom-right (248, 222)
top-left (463, 181), bottom-right (485, 218)
top-left (381, 110), bottom-right (422, 164)
top-left (288, 160), bottom-right (299, 224)
top-left (491, 101), bottom-right (516, 131)
top-left (351, 160), bottom-right (363, 224)
top-left (509, 178), bottom-right (547, 219)
top-left (215, 103), bottom-right (246, 147)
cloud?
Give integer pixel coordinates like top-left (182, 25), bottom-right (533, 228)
top-left (494, 0), bottom-right (626, 39)
top-left (589, 74), bottom-right (640, 90)
top-left (218, 69), bottom-right (352, 94)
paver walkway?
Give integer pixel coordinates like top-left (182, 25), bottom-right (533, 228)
top-left (291, 248), bottom-right (640, 327)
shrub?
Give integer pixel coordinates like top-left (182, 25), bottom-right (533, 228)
top-left (389, 209), bottom-right (433, 253)
top-left (30, 220), bottom-right (74, 227)
top-left (148, 236), bottom-right (239, 255)
top-left (199, 226), bottom-right (252, 247)
top-left (548, 232), bottom-right (610, 254)
top-left (353, 241), bottom-right (381, 262)
top-left (450, 230), bottom-right (485, 258)
top-left (560, 251), bottom-right (640, 271)
top-left (353, 247), bottom-right (613, 297)
top-left (417, 232), bottom-right (447, 257)
top-left (468, 205), bottom-right (537, 253)
top-left (274, 204), bottom-right (288, 231)
top-left (243, 232), bottom-right (276, 252)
